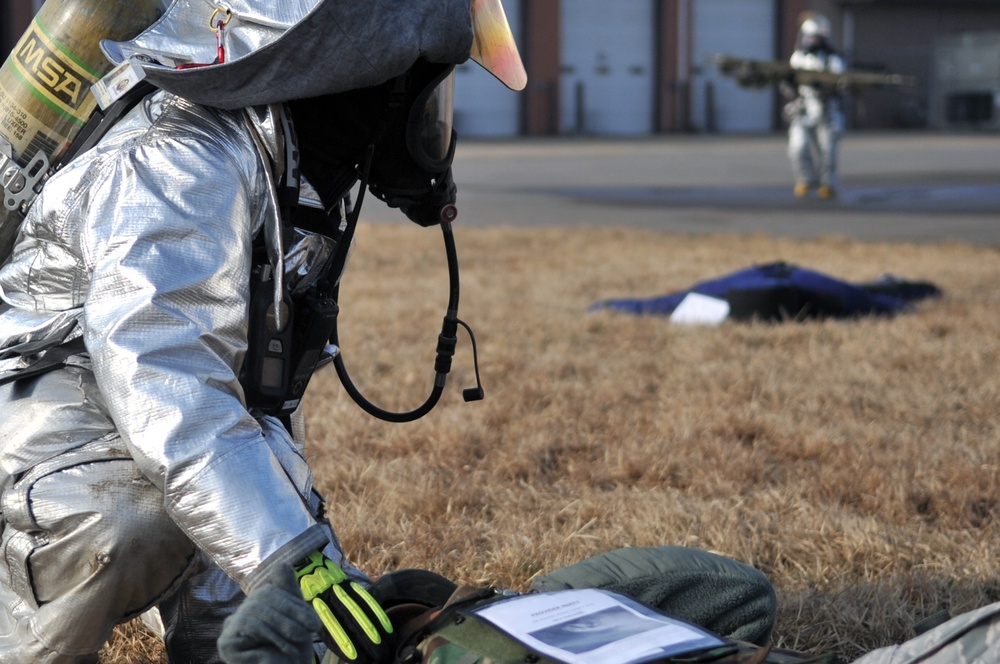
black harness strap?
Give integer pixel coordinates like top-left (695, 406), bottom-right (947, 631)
top-left (0, 337), bottom-right (86, 386)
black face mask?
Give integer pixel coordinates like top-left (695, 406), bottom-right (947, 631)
top-left (288, 60), bottom-right (457, 227)
top-left (802, 35), bottom-right (830, 54)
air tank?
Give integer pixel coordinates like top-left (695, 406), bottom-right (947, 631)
top-left (0, 0), bottom-right (162, 261)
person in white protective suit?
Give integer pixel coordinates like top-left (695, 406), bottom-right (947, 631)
top-left (783, 13), bottom-right (845, 200)
top-left (0, 1), bottom-right (525, 663)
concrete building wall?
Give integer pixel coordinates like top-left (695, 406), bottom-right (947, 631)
top-left (930, 30), bottom-right (1000, 130)
top-left (522, 1), bottom-right (562, 135)
top-left (842, 5), bottom-right (1000, 129)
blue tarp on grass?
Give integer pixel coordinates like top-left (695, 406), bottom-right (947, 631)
top-left (589, 262), bottom-right (942, 322)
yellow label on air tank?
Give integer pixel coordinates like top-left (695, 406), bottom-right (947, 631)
top-left (8, 18), bottom-right (101, 125)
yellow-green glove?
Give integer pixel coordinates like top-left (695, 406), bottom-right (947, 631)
top-left (294, 551), bottom-right (395, 663)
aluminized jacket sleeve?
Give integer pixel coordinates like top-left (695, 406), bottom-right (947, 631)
top-left (1, 91), bottom-right (324, 587)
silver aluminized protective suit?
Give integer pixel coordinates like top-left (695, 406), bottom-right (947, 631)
top-left (0, 0), bottom-right (477, 661)
top-left (0, 90), bottom-right (359, 663)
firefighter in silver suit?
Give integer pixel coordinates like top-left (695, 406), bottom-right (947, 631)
top-left (784, 13), bottom-right (845, 200)
top-left (0, 0), bottom-right (492, 662)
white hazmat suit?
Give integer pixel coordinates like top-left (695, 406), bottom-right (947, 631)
top-left (785, 14), bottom-right (845, 199)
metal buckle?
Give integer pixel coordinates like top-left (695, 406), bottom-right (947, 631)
top-left (1, 151), bottom-right (48, 213)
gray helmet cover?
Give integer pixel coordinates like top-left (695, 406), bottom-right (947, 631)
top-left (101, 0), bottom-right (474, 109)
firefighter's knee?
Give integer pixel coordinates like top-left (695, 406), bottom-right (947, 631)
top-left (1, 452), bottom-right (195, 655)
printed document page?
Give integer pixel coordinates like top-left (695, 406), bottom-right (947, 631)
top-left (473, 589), bottom-right (727, 664)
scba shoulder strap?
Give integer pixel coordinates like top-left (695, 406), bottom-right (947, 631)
top-left (238, 106), bottom-right (344, 417)
top-left (0, 337), bottom-right (86, 387)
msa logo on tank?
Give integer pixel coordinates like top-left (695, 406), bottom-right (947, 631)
top-left (11, 21), bottom-right (99, 124)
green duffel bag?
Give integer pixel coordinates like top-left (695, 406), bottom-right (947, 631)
top-left (369, 547), bottom-right (842, 664)
top-left (529, 546), bottom-right (778, 647)
top-left (382, 581), bottom-right (840, 664)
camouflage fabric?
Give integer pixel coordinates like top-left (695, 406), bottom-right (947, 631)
top-left (851, 601), bottom-right (1000, 664)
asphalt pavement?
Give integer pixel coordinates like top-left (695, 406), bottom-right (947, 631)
top-left (363, 132), bottom-right (1000, 246)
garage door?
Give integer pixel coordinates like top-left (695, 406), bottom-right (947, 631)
top-left (560, 0), bottom-right (655, 135)
top-left (691, 0), bottom-right (775, 133)
top-left (453, 0), bottom-right (523, 138)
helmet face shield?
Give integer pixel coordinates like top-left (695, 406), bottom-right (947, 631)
top-left (469, 0), bottom-right (527, 91)
top-left (407, 67), bottom-right (456, 171)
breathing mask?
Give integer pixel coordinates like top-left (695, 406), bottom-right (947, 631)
top-left (288, 0), bottom-right (526, 227)
top-left (367, 60), bottom-right (461, 227)
top-left (288, 59), bottom-right (460, 227)
top-left (278, 0), bottom-right (526, 422)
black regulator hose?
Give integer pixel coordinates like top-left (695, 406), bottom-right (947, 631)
top-left (329, 204), bottom-right (484, 423)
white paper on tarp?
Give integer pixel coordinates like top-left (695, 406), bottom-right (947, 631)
top-left (669, 293), bottom-right (730, 326)
top-left (472, 589), bottom-right (726, 664)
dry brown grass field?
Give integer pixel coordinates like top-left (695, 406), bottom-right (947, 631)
top-left (103, 221), bottom-right (1000, 663)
